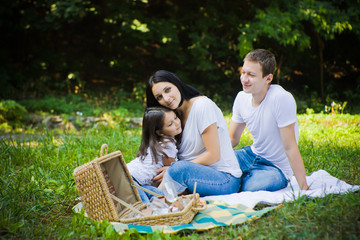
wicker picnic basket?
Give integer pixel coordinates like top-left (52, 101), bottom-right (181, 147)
top-left (73, 144), bottom-right (206, 225)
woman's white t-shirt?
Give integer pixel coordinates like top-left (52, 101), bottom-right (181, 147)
top-left (231, 84), bottom-right (298, 179)
top-left (178, 97), bottom-right (242, 178)
top-left (127, 139), bottom-right (177, 185)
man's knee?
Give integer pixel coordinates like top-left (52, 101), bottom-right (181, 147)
top-left (240, 168), bottom-right (287, 191)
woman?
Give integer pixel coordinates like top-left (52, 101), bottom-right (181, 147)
top-left (146, 70), bottom-right (242, 197)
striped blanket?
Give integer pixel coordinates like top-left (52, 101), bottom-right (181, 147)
top-left (73, 169), bottom-right (359, 234)
top-left (73, 200), bottom-right (277, 234)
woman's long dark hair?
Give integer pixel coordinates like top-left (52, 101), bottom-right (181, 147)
top-left (146, 70), bottom-right (201, 108)
top-left (137, 107), bottom-right (176, 164)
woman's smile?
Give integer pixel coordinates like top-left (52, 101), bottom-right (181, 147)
top-left (152, 82), bottom-right (181, 110)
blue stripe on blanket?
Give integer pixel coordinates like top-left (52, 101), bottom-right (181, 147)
top-left (73, 200), bottom-right (277, 234)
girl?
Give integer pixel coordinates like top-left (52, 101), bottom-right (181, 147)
top-left (127, 106), bottom-right (182, 202)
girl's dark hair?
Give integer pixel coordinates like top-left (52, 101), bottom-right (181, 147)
top-left (146, 70), bottom-right (201, 108)
top-left (137, 106), bottom-right (176, 164)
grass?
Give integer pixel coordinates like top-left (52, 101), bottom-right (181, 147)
top-left (0, 103), bottom-right (359, 239)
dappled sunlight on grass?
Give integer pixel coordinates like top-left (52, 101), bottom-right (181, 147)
top-left (298, 113), bottom-right (360, 127)
top-left (297, 114), bottom-right (360, 183)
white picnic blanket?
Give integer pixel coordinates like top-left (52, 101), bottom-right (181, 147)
top-left (202, 169), bottom-right (359, 209)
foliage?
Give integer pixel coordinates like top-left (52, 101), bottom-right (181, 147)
top-left (19, 93), bottom-right (144, 117)
top-left (0, 100), bottom-right (27, 122)
top-left (324, 101), bottom-right (347, 114)
top-left (237, 0), bottom-right (360, 102)
top-left (0, 110), bottom-right (359, 239)
top-left (1, 0), bottom-right (360, 112)
top-left (237, 0), bottom-right (358, 53)
top-left (0, 100), bottom-right (27, 131)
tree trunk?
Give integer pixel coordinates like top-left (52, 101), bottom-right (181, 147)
top-left (315, 33), bottom-right (325, 102)
top-left (276, 54), bottom-right (284, 84)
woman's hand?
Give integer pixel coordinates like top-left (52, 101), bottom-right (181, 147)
top-left (153, 166), bottom-right (169, 184)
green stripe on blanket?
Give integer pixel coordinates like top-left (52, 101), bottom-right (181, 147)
top-left (73, 200), bottom-right (277, 234)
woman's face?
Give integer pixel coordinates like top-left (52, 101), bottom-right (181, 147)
top-left (151, 82), bottom-right (181, 110)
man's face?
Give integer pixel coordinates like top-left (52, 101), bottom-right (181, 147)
top-left (240, 60), bottom-right (271, 95)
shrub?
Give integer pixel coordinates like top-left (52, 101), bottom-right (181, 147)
top-left (0, 100), bottom-right (27, 127)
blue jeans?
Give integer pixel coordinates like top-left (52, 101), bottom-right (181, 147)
top-left (164, 161), bottom-right (241, 197)
top-left (234, 146), bottom-right (288, 192)
top-left (133, 178), bottom-right (164, 203)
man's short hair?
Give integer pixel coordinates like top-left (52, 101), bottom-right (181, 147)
top-left (244, 49), bottom-right (276, 77)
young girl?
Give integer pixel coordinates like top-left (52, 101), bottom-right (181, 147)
top-left (127, 106), bottom-right (182, 202)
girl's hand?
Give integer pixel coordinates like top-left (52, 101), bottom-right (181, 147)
top-left (153, 166), bottom-right (169, 183)
top-left (162, 156), bottom-right (176, 166)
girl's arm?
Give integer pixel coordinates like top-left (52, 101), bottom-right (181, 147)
top-left (162, 156), bottom-right (176, 166)
top-left (153, 141), bottom-right (177, 183)
top-left (153, 166), bottom-right (168, 184)
top-left (191, 123), bottom-right (221, 165)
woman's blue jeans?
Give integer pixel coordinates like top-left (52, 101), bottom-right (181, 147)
top-left (234, 146), bottom-right (288, 192)
top-left (164, 161), bottom-right (241, 197)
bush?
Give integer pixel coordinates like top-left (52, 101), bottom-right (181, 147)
top-left (0, 100), bottom-right (27, 127)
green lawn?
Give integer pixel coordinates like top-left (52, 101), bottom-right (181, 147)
top-left (1, 112), bottom-right (359, 239)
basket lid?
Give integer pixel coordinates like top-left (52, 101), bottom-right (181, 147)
top-left (96, 146), bottom-right (142, 205)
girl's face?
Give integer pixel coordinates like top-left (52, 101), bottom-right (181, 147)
top-left (157, 111), bottom-right (182, 138)
top-left (151, 82), bottom-right (181, 110)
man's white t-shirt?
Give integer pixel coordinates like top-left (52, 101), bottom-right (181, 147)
top-left (231, 84), bottom-right (299, 179)
top-left (178, 97), bottom-right (242, 178)
top-left (127, 139), bottom-right (177, 185)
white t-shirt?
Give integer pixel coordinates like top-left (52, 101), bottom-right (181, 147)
top-left (127, 139), bottom-right (177, 185)
top-left (231, 84), bottom-right (299, 179)
top-left (178, 97), bottom-right (242, 178)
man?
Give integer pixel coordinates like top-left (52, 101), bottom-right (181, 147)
top-left (229, 49), bottom-right (309, 191)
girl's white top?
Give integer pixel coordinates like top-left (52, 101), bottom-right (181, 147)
top-left (127, 139), bottom-right (177, 185)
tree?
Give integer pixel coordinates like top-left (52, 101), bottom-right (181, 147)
top-left (237, 0), bottom-right (360, 102)
top-left (1, 0), bottom-right (360, 112)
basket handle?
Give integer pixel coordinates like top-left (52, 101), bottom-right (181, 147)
top-left (132, 184), bottom-right (163, 198)
top-left (100, 144), bottom-right (108, 157)
top-left (192, 200), bottom-right (207, 211)
top-left (191, 182), bottom-right (206, 211)
top-left (192, 182), bottom-right (197, 207)
top-left (110, 194), bottom-right (145, 217)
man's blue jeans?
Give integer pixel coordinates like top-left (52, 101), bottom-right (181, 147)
top-left (234, 146), bottom-right (288, 192)
top-left (164, 161), bottom-right (241, 197)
